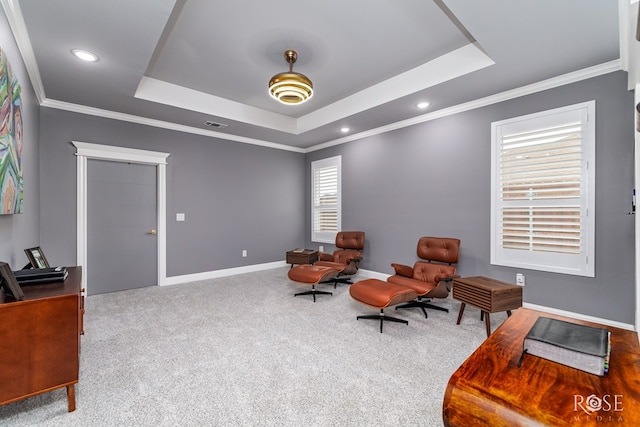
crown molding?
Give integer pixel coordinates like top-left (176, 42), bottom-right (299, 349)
top-left (41, 99), bottom-right (305, 153)
top-left (1, 0), bottom-right (46, 103)
top-left (307, 59), bottom-right (622, 152)
top-left (135, 43), bottom-right (493, 136)
top-left (39, 59), bottom-right (624, 155)
top-left (619, 0), bottom-right (640, 90)
top-left (2, 0), bottom-right (623, 154)
top-left (42, 59), bottom-right (623, 154)
top-left (135, 76), bottom-right (299, 134)
top-left (297, 43), bottom-right (494, 134)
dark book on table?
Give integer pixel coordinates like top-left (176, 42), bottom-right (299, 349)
top-left (12, 267), bottom-right (68, 285)
top-left (519, 316), bottom-right (611, 376)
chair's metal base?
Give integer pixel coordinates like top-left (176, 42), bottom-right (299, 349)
top-left (321, 275), bottom-right (354, 289)
top-left (294, 286), bottom-right (332, 302)
top-left (395, 299), bottom-right (449, 318)
top-left (357, 309), bottom-right (408, 333)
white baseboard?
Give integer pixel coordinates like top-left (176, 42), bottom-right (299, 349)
top-left (358, 269), bottom-right (637, 332)
top-left (522, 302), bottom-right (636, 331)
top-left (161, 264), bottom-right (638, 333)
top-left (160, 260), bottom-right (287, 286)
top-left (163, 264), bottom-right (386, 287)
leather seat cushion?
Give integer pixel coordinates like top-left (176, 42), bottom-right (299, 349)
top-left (387, 274), bottom-right (435, 295)
top-left (314, 260), bottom-right (345, 270)
top-left (333, 250), bottom-right (362, 265)
top-left (288, 265), bottom-right (339, 284)
top-left (350, 279), bottom-right (417, 309)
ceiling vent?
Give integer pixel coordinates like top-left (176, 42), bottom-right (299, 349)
top-left (203, 120), bottom-right (228, 129)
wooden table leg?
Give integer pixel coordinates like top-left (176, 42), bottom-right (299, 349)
top-left (456, 303), bottom-right (466, 325)
top-left (506, 310), bottom-right (512, 317)
top-left (66, 385), bottom-right (76, 412)
top-left (484, 312), bottom-right (491, 337)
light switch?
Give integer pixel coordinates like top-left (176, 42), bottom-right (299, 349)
top-left (176, 213), bottom-right (185, 222)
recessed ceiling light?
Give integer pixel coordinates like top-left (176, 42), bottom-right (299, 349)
top-left (416, 102), bottom-right (430, 109)
top-left (340, 127), bottom-right (350, 133)
top-left (71, 49), bottom-right (99, 62)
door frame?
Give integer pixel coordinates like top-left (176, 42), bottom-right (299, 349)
top-left (72, 141), bottom-right (170, 295)
top-left (635, 86), bottom-right (640, 336)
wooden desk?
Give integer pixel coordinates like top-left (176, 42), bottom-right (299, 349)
top-left (286, 249), bottom-right (319, 268)
top-left (443, 308), bottom-right (640, 426)
top-left (0, 267), bottom-right (84, 412)
top-left (452, 276), bottom-right (522, 337)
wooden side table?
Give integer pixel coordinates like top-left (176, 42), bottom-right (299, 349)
top-left (443, 308), bottom-right (640, 426)
top-left (286, 249), bottom-right (319, 268)
top-left (452, 276), bottom-right (522, 337)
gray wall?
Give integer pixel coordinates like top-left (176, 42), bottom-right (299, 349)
top-left (39, 109), bottom-right (306, 277)
top-left (306, 71), bottom-right (635, 324)
top-left (1, 3), bottom-right (635, 323)
top-left (0, 12), bottom-right (40, 269)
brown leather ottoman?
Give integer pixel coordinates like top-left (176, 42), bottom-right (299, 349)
top-left (349, 278), bottom-right (418, 332)
top-left (288, 264), bottom-right (339, 302)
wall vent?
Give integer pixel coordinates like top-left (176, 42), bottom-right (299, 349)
top-left (203, 120), bottom-right (228, 129)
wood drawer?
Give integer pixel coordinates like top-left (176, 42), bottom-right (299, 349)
top-left (452, 276), bottom-right (522, 313)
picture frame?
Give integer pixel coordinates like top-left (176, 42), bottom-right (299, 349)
top-left (24, 247), bottom-right (50, 269)
top-left (0, 261), bottom-right (24, 300)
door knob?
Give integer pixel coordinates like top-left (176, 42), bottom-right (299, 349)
top-left (146, 229), bottom-right (157, 235)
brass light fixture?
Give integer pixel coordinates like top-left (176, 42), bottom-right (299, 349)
top-left (268, 50), bottom-right (313, 105)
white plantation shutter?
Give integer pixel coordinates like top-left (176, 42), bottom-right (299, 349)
top-left (312, 156), bottom-right (341, 242)
top-left (491, 101), bottom-right (595, 277)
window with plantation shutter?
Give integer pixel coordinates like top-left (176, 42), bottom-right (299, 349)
top-left (311, 156), bottom-right (341, 243)
top-left (490, 101), bottom-right (595, 277)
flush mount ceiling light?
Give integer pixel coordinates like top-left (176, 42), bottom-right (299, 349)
top-left (71, 49), bottom-right (99, 62)
top-left (268, 50), bottom-right (313, 105)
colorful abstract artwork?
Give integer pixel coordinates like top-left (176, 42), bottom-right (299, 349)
top-left (0, 46), bottom-right (23, 214)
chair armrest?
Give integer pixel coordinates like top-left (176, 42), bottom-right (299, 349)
top-left (435, 274), bottom-right (460, 291)
top-left (318, 252), bottom-right (334, 261)
top-left (391, 263), bottom-right (413, 278)
top-left (435, 274), bottom-right (459, 282)
top-left (346, 255), bottom-right (362, 265)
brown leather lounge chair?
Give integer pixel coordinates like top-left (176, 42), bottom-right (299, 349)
top-left (387, 236), bottom-right (460, 317)
top-left (314, 231), bottom-right (365, 288)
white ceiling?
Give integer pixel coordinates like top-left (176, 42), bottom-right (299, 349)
top-left (2, 0), bottom-right (634, 152)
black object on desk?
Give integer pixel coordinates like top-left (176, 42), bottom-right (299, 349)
top-left (13, 266), bottom-right (68, 285)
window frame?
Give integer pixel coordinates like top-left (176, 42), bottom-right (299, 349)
top-left (490, 101), bottom-right (595, 277)
top-left (311, 155), bottom-right (342, 243)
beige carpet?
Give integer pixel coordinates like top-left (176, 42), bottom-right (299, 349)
top-left (0, 267), bottom-right (508, 426)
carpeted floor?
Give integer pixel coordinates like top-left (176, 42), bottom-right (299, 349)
top-left (0, 267), bottom-right (507, 426)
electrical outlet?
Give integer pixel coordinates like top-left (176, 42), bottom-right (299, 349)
top-left (319, 245), bottom-right (324, 252)
top-left (516, 273), bottom-right (525, 286)
top-left (242, 250), bottom-right (247, 257)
